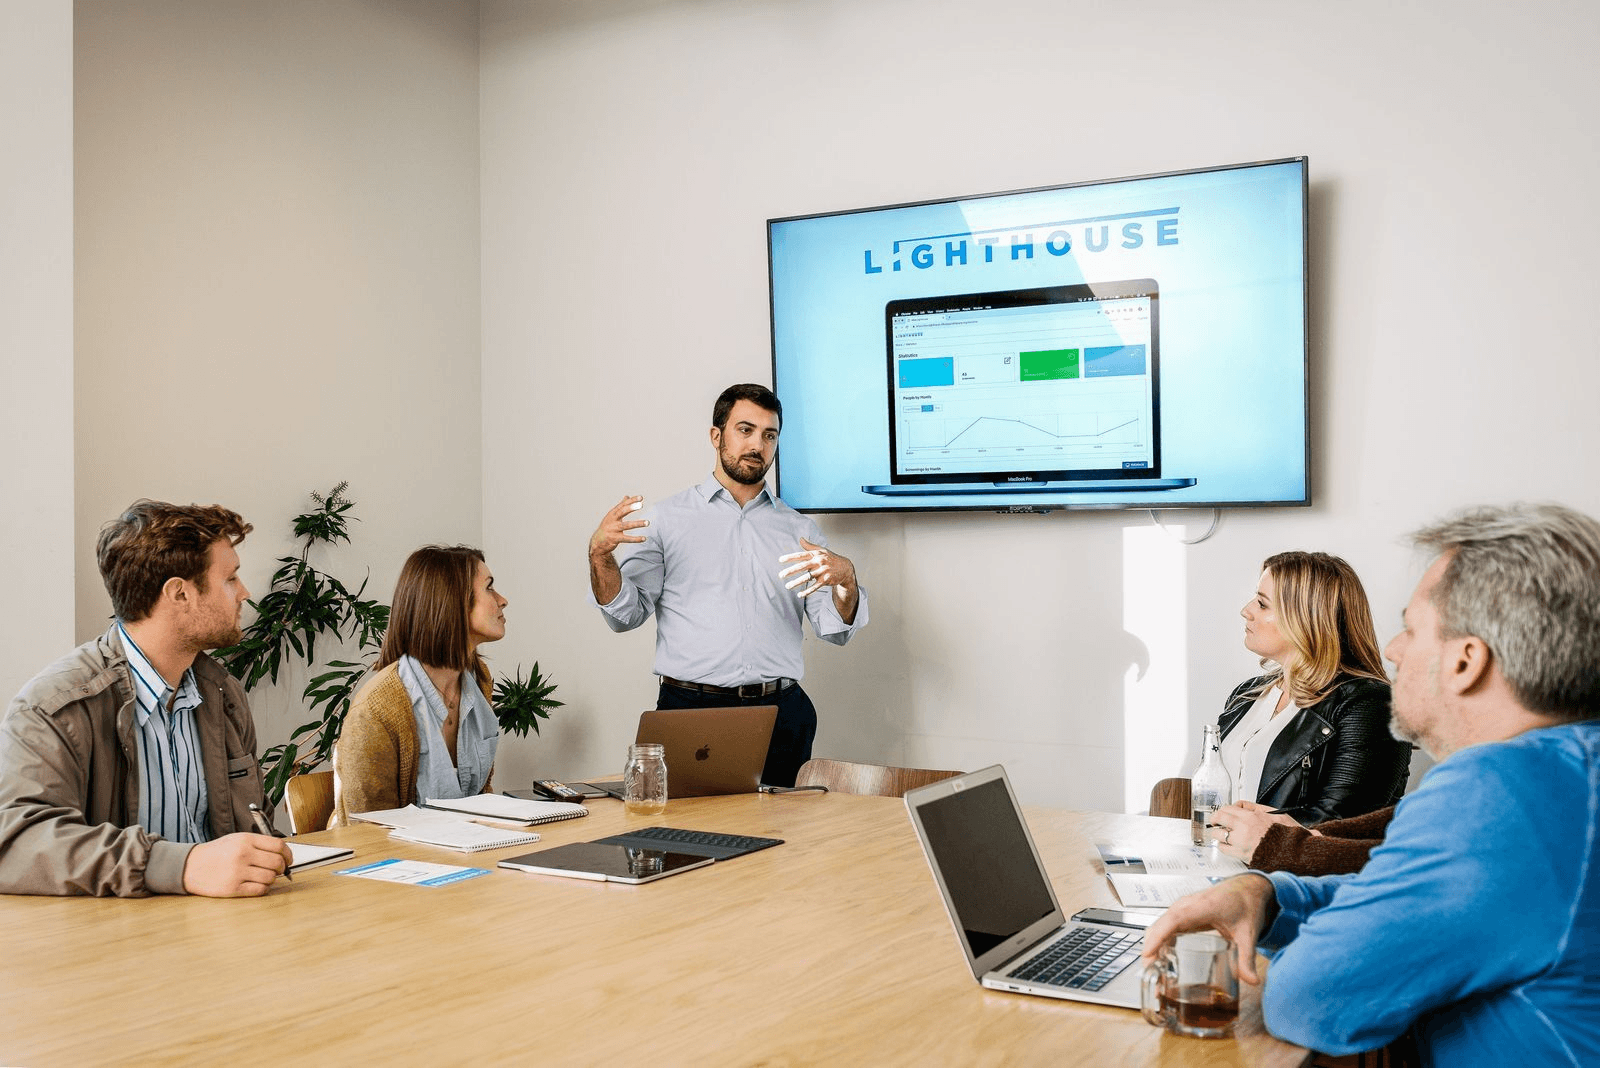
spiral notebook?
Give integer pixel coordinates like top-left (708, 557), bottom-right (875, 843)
top-left (390, 820), bottom-right (543, 854)
top-left (423, 794), bottom-right (589, 826)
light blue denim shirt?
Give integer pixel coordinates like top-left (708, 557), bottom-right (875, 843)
top-left (1256, 720), bottom-right (1600, 1065)
top-left (396, 655), bottom-right (498, 801)
top-left (595, 474), bottom-right (868, 687)
top-left (118, 622), bottom-right (210, 843)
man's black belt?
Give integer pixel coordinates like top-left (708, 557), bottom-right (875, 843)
top-left (659, 676), bottom-right (796, 699)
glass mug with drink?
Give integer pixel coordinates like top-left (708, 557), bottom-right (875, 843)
top-left (1140, 931), bottom-right (1240, 1038)
top-left (623, 742), bottom-right (667, 815)
top-left (1191, 723), bottom-right (1233, 847)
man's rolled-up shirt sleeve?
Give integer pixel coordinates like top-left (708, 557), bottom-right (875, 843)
top-left (797, 523), bottom-right (867, 644)
top-left (1255, 748), bottom-right (1572, 1055)
top-left (594, 520), bottom-right (663, 633)
top-left (808, 583), bottom-right (868, 644)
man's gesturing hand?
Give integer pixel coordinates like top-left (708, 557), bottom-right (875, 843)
top-left (589, 495), bottom-right (647, 605)
top-left (181, 832), bottom-right (292, 897)
top-left (589, 495), bottom-right (648, 560)
top-left (778, 538), bottom-right (857, 599)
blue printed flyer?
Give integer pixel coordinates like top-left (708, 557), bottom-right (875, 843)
top-left (335, 857), bottom-right (491, 887)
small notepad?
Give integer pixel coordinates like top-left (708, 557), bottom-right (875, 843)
top-left (287, 841), bottom-right (355, 873)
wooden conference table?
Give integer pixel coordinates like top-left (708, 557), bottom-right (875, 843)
top-left (0, 793), bottom-right (1309, 1067)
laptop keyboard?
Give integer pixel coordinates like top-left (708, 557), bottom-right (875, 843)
top-left (616, 826), bottom-right (783, 856)
top-left (1008, 926), bottom-right (1144, 991)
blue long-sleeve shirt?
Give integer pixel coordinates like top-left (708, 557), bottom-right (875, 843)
top-left (594, 474), bottom-right (868, 687)
top-left (1256, 720), bottom-right (1600, 1066)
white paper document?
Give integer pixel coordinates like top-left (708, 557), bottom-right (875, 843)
top-left (1096, 842), bottom-right (1246, 909)
top-left (1096, 843), bottom-right (1248, 876)
top-left (350, 804), bottom-right (457, 828)
top-left (1106, 873), bottom-right (1230, 908)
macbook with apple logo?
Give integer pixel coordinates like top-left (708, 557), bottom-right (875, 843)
top-left (581, 705), bottom-right (779, 799)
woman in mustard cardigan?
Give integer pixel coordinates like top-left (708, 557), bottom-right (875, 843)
top-left (329, 545), bottom-right (509, 826)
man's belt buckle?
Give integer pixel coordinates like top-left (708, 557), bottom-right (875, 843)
top-left (736, 682), bottom-right (768, 699)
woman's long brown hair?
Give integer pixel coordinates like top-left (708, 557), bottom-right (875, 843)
top-left (375, 545), bottom-right (492, 693)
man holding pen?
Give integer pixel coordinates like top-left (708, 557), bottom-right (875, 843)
top-left (0, 500), bottom-right (291, 897)
top-left (588, 383), bottom-right (868, 787)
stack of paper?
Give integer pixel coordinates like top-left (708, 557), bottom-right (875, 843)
top-left (351, 804), bottom-right (543, 854)
top-left (1096, 843), bottom-right (1247, 908)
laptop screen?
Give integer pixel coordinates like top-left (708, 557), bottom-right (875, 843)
top-left (914, 776), bottom-right (1057, 957)
top-left (885, 279), bottom-right (1160, 485)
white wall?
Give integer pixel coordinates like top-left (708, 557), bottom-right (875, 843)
top-left (1, 1), bottom-right (75, 700)
top-left (480, 0), bottom-right (1600, 808)
top-left (74, 0), bottom-right (483, 788)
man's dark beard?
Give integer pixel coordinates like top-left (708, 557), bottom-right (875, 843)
top-left (720, 450), bottom-right (771, 486)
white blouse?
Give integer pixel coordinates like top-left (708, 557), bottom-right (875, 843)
top-left (1218, 685), bottom-right (1300, 804)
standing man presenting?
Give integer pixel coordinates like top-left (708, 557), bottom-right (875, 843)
top-left (1141, 503), bottom-right (1600, 1065)
top-left (588, 383), bottom-right (868, 786)
top-left (0, 500), bottom-right (291, 897)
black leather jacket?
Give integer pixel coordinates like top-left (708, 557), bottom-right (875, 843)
top-left (1219, 674), bottom-right (1410, 826)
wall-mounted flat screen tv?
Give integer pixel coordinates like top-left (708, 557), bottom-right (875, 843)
top-left (767, 157), bottom-right (1308, 512)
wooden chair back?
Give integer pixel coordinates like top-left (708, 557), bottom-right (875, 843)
top-left (285, 771), bottom-right (336, 834)
top-left (1148, 776), bottom-right (1192, 820)
top-left (794, 758), bottom-right (962, 798)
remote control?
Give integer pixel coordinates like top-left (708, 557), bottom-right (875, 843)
top-left (531, 779), bottom-right (586, 802)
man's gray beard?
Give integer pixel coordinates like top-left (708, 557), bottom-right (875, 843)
top-left (1390, 712), bottom-right (1437, 760)
top-left (1388, 713), bottom-right (1415, 746)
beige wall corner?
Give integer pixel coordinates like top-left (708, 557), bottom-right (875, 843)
top-left (73, 0), bottom-right (482, 767)
top-left (1, 0), bottom-right (74, 698)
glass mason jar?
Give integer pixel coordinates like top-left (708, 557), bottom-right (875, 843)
top-left (623, 742), bottom-right (668, 815)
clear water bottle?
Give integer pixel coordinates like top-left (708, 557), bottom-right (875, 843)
top-left (1190, 724), bottom-right (1233, 847)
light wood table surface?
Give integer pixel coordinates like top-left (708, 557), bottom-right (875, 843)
top-left (0, 792), bottom-right (1309, 1067)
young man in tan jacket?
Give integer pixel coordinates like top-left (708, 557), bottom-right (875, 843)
top-left (0, 500), bottom-right (291, 897)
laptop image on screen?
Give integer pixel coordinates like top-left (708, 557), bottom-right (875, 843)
top-left (863, 280), bottom-right (1195, 497)
top-left (582, 705), bottom-right (778, 799)
top-left (905, 765), bottom-right (1145, 1009)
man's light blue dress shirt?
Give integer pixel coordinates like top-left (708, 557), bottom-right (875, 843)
top-left (596, 474), bottom-right (867, 687)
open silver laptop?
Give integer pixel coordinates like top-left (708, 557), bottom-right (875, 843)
top-left (905, 765), bottom-right (1145, 1008)
top-left (583, 705), bottom-right (778, 799)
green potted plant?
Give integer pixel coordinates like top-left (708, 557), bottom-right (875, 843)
top-left (493, 664), bottom-right (565, 739)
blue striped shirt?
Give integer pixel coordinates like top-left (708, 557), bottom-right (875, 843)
top-left (118, 623), bottom-right (211, 843)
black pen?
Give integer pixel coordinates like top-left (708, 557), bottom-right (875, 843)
top-left (248, 802), bottom-right (292, 880)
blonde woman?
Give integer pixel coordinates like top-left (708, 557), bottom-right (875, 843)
top-left (1214, 551), bottom-right (1409, 828)
top-left (329, 546), bottom-right (508, 826)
